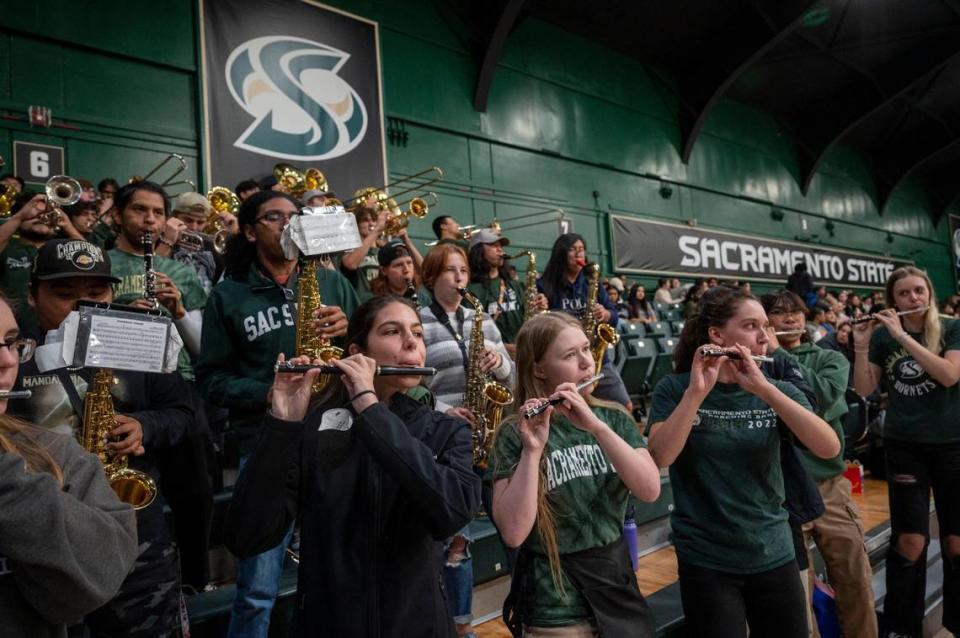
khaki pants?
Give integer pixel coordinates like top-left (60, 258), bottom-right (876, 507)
top-left (802, 474), bottom-right (878, 638)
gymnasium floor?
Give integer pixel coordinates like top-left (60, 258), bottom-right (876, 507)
top-left (474, 477), bottom-right (893, 637)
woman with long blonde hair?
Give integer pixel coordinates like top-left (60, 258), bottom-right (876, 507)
top-left (0, 294), bottom-right (138, 637)
top-left (852, 266), bottom-right (960, 637)
top-left (489, 312), bottom-right (660, 637)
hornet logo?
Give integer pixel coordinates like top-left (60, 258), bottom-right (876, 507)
top-left (226, 36), bottom-right (368, 160)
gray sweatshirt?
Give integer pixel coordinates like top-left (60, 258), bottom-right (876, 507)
top-left (0, 428), bottom-right (138, 638)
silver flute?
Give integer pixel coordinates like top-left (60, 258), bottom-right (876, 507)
top-left (274, 363), bottom-right (437, 376)
top-left (524, 373), bottom-right (604, 419)
top-left (699, 346), bottom-right (774, 363)
top-left (0, 390), bottom-right (32, 400)
top-left (849, 305), bottom-right (928, 325)
top-left (773, 330), bottom-right (805, 336)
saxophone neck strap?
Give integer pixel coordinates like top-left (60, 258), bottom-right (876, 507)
top-left (54, 368), bottom-right (86, 429)
top-left (429, 299), bottom-right (470, 373)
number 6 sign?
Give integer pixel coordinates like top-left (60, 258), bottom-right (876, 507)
top-left (13, 140), bottom-right (65, 183)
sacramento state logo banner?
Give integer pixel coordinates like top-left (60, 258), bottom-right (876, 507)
top-left (200, 0), bottom-right (386, 195)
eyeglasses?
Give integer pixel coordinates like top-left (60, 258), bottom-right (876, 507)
top-left (255, 210), bottom-right (297, 225)
top-left (1, 337), bottom-right (33, 363)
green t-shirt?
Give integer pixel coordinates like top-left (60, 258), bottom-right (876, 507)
top-left (487, 406), bottom-right (645, 627)
top-left (108, 247), bottom-right (208, 380)
top-left (466, 275), bottom-right (526, 344)
top-left (648, 373), bottom-right (811, 574)
top-left (342, 246), bottom-right (379, 303)
top-left (868, 318), bottom-right (960, 444)
top-left (0, 238), bottom-right (39, 335)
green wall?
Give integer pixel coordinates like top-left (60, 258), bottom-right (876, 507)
top-left (0, 0), bottom-right (952, 295)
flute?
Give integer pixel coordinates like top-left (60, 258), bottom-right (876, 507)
top-left (524, 373), bottom-right (604, 419)
top-left (773, 330), bottom-right (804, 337)
top-left (274, 363), bottom-right (437, 376)
top-left (699, 346), bottom-right (774, 363)
top-left (0, 390), bottom-right (32, 400)
top-left (849, 306), bottom-right (928, 325)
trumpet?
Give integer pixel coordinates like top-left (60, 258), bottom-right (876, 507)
top-left (274, 363), bottom-right (437, 376)
top-left (382, 192), bottom-right (437, 237)
top-left (176, 229), bottom-right (228, 254)
top-left (699, 346), bottom-right (774, 363)
top-left (44, 175), bottom-right (82, 230)
top-left (849, 306), bottom-right (929, 325)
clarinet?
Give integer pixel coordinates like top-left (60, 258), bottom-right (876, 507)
top-left (141, 231), bottom-right (159, 310)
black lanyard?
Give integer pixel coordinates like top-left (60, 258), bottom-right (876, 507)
top-left (429, 299), bottom-right (470, 373)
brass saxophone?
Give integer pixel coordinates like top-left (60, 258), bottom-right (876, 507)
top-left (82, 368), bottom-right (157, 510)
top-left (295, 257), bottom-right (343, 392)
top-left (583, 263), bottom-right (620, 374)
top-left (459, 288), bottom-right (514, 469)
top-left (510, 251), bottom-right (542, 319)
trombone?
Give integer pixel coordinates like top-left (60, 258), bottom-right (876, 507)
top-left (130, 153), bottom-right (196, 193)
top-left (342, 166), bottom-right (443, 209)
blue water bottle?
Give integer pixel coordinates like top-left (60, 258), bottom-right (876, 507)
top-left (624, 505), bottom-right (639, 572)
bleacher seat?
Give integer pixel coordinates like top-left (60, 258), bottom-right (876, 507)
top-left (619, 321), bottom-right (646, 336)
top-left (660, 308), bottom-right (679, 322)
top-left (669, 320), bottom-right (685, 336)
top-left (648, 337), bottom-right (678, 390)
top-left (645, 322), bottom-right (667, 337)
top-left (620, 337), bottom-right (658, 401)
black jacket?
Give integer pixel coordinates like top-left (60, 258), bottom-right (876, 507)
top-left (224, 393), bottom-right (481, 638)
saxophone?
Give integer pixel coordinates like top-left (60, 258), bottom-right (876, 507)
top-left (82, 368), bottom-right (157, 510)
top-left (511, 251), bottom-right (542, 319)
top-left (583, 263), bottom-right (620, 374)
top-left (459, 288), bottom-right (514, 469)
top-left (295, 257), bottom-right (343, 392)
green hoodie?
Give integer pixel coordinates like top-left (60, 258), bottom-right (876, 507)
top-left (777, 341), bottom-right (849, 481)
top-left (195, 262), bottom-right (359, 454)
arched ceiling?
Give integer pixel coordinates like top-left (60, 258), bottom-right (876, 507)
top-left (458, 0), bottom-right (960, 222)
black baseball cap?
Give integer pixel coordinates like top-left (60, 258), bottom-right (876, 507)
top-left (377, 239), bottom-right (408, 267)
top-left (30, 238), bottom-right (120, 284)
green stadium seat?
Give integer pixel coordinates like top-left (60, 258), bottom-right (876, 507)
top-left (648, 337), bottom-right (678, 390)
top-left (645, 322), bottom-right (667, 337)
top-left (619, 321), bottom-right (646, 336)
top-left (670, 320), bottom-right (685, 336)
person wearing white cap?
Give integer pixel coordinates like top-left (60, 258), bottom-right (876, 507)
top-left (154, 192), bottom-right (234, 294)
top-left (301, 189), bottom-right (335, 208)
top-left (466, 229), bottom-right (547, 358)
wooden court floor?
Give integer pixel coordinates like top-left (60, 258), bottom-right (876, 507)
top-left (475, 477), bottom-right (891, 637)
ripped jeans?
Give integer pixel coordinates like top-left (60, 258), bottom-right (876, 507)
top-left (883, 439), bottom-right (960, 636)
top-left (444, 524), bottom-right (474, 626)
